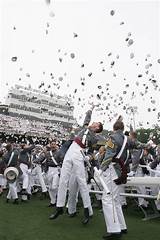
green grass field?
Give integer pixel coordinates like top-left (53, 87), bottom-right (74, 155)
top-left (0, 193), bottom-right (160, 240)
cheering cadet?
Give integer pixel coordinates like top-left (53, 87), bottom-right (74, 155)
top-left (100, 119), bottom-right (132, 239)
top-left (49, 106), bottom-right (103, 224)
top-left (19, 143), bottom-right (35, 196)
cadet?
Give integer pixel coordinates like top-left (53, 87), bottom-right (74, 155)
top-left (100, 119), bottom-right (130, 239)
top-left (49, 106), bottom-right (103, 224)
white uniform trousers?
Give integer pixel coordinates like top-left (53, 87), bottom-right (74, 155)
top-left (47, 167), bottom-right (59, 204)
top-left (119, 185), bottom-right (127, 206)
top-left (56, 142), bottom-right (92, 209)
top-left (67, 171), bottom-right (79, 214)
top-left (7, 181), bottom-right (18, 200)
top-left (102, 164), bottom-right (127, 233)
top-left (26, 170), bottom-right (33, 195)
top-left (0, 174), bottom-right (7, 188)
top-left (20, 163), bottom-right (29, 190)
top-left (92, 172), bottom-right (102, 201)
top-left (67, 169), bottom-right (93, 216)
top-left (135, 167), bottom-right (148, 207)
top-left (151, 164), bottom-right (160, 210)
top-left (32, 164), bottom-right (47, 192)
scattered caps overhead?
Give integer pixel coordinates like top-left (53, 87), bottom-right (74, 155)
top-left (70, 53), bottom-right (75, 59)
top-left (7, 4), bottom-right (159, 126)
top-left (73, 32), bottom-right (78, 38)
top-left (127, 39), bottom-right (134, 47)
top-left (110, 10), bottom-right (115, 16)
top-left (11, 57), bottom-right (17, 62)
top-left (130, 53), bottom-right (134, 59)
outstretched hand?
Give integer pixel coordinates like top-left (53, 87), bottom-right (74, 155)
top-left (89, 102), bottom-right (100, 111)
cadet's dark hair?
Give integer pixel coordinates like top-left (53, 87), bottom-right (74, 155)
top-left (96, 122), bottom-right (103, 133)
top-left (20, 143), bottom-right (26, 149)
top-left (113, 121), bottom-right (124, 131)
top-left (50, 140), bottom-right (57, 144)
top-left (5, 143), bottom-right (12, 152)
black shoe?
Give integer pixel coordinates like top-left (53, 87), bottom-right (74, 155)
top-left (121, 229), bottom-right (127, 234)
top-left (6, 198), bottom-right (9, 203)
top-left (82, 208), bottom-right (90, 225)
top-left (69, 212), bottom-right (77, 218)
top-left (49, 207), bottom-right (64, 220)
top-left (20, 189), bottom-right (28, 195)
top-left (27, 194), bottom-right (31, 200)
top-left (48, 203), bottom-right (56, 208)
top-left (31, 187), bottom-right (39, 194)
top-left (103, 233), bottom-right (122, 239)
top-left (122, 204), bottom-right (128, 209)
top-left (13, 198), bottom-right (19, 205)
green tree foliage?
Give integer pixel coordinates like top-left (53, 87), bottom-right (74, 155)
top-left (136, 125), bottom-right (160, 144)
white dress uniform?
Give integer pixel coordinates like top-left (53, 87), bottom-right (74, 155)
top-left (50, 108), bottom-right (102, 223)
top-left (100, 128), bottom-right (132, 235)
top-left (130, 149), bottom-right (151, 207)
top-left (56, 141), bottom-right (92, 209)
top-left (20, 163), bottom-right (30, 190)
top-left (19, 145), bottom-right (35, 192)
top-left (102, 164), bottom-right (127, 233)
top-left (47, 166), bottom-right (59, 205)
top-left (44, 149), bottom-right (60, 205)
top-left (67, 167), bottom-right (93, 216)
top-left (32, 163), bottom-right (47, 193)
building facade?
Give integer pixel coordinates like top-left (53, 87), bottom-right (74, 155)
top-left (5, 85), bottom-right (76, 128)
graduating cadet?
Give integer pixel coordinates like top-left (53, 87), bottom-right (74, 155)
top-left (19, 143), bottom-right (35, 196)
top-left (49, 106), bottom-right (103, 224)
top-left (37, 140), bottom-right (60, 206)
top-left (100, 119), bottom-right (130, 239)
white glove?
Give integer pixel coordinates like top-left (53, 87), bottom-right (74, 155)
top-left (145, 165), bottom-right (150, 171)
top-left (94, 167), bottom-right (102, 177)
top-left (28, 169), bottom-right (32, 174)
top-left (85, 156), bottom-right (90, 161)
top-left (127, 171), bottom-right (135, 177)
top-left (84, 156), bottom-right (91, 168)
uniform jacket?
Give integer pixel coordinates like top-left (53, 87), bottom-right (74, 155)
top-left (19, 145), bottom-right (35, 167)
top-left (37, 149), bottom-right (60, 168)
top-left (74, 110), bottom-right (100, 153)
top-left (2, 149), bottom-right (19, 167)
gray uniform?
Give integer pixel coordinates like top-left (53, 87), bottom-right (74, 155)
top-left (100, 129), bottom-right (134, 234)
top-left (3, 149), bottom-right (19, 168)
top-left (19, 145), bottom-right (35, 167)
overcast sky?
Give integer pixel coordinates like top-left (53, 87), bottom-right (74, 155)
top-left (0, 0), bottom-right (160, 130)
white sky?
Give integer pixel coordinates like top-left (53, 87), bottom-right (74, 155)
top-left (0, 0), bottom-right (160, 130)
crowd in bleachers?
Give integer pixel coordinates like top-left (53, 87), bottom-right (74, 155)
top-left (0, 113), bottom-right (70, 139)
